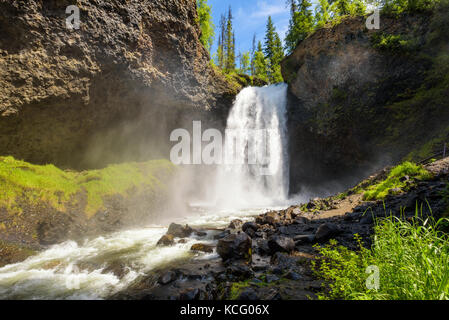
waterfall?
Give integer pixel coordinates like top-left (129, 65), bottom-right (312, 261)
top-left (213, 83), bottom-right (289, 209)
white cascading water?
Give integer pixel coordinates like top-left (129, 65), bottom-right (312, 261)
top-left (213, 83), bottom-right (289, 208)
top-left (0, 84), bottom-right (291, 299)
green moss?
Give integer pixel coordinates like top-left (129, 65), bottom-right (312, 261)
top-left (228, 274), bottom-right (284, 299)
top-left (0, 156), bottom-right (176, 218)
top-left (363, 162), bottom-right (431, 201)
top-left (371, 32), bottom-right (420, 53)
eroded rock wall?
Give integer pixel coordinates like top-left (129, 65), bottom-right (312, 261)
top-left (282, 12), bottom-right (449, 194)
top-left (0, 0), bottom-right (237, 169)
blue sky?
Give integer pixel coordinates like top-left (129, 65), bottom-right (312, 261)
top-left (208, 0), bottom-right (291, 58)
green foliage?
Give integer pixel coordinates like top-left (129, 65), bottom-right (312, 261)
top-left (253, 41), bottom-right (268, 82)
top-left (363, 162), bottom-right (432, 200)
top-left (381, 0), bottom-right (438, 15)
top-left (215, 7), bottom-right (236, 74)
top-left (313, 215), bottom-right (449, 300)
top-left (196, 0), bottom-right (215, 53)
top-left (238, 51), bottom-right (251, 75)
top-left (285, 0), bottom-right (315, 54)
top-left (0, 156), bottom-right (175, 218)
top-left (264, 16), bottom-right (285, 83)
top-left (371, 33), bottom-right (419, 52)
top-left (315, 0), bottom-right (333, 29)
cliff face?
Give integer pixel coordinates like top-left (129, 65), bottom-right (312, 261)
top-left (282, 10), bottom-right (449, 194)
top-left (0, 0), bottom-right (237, 169)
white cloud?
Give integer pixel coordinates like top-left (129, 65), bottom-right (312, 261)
top-left (249, 0), bottom-right (289, 19)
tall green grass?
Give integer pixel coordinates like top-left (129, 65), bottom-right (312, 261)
top-left (312, 214), bottom-right (449, 300)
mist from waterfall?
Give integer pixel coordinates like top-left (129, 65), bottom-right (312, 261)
top-left (211, 83), bottom-right (289, 209)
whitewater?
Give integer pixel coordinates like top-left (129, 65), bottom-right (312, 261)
top-left (0, 84), bottom-right (295, 299)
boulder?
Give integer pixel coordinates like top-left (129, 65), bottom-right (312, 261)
top-left (265, 212), bottom-right (281, 225)
top-left (167, 223), bottom-right (194, 238)
top-left (190, 243), bottom-right (214, 253)
top-left (214, 229), bottom-right (230, 240)
top-left (237, 288), bottom-right (258, 300)
top-left (217, 233), bottom-right (252, 261)
top-left (157, 234), bottom-right (175, 246)
top-left (293, 234), bottom-right (315, 245)
top-left (228, 219), bottom-right (243, 229)
top-left (315, 223), bottom-right (342, 243)
top-left (159, 271), bottom-right (177, 285)
top-left (242, 222), bottom-right (259, 232)
top-left (268, 235), bottom-right (295, 253)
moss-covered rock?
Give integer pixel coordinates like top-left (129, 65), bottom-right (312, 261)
top-left (0, 156), bottom-right (176, 247)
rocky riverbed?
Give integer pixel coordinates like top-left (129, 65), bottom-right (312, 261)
top-left (111, 157), bottom-right (449, 300)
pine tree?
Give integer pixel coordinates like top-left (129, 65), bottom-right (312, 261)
top-left (196, 0), bottom-right (215, 53)
top-left (335, 0), bottom-right (352, 15)
top-left (315, 0), bottom-right (332, 28)
top-left (250, 34), bottom-right (257, 76)
top-left (271, 33), bottom-right (285, 83)
top-left (239, 52), bottom-right (251, 75)
top-left (224, 6), bottom-right (236, 73)
top-left (216, 14), bottom-right (226, 69)
top-left (264, 16), bottom-right (284, 83)
top-left (284, 0), bottom-right (314, 54)
top-left (254, 41), bottom-right (268, 82)
top-left (263, 16), bottom-right (276, 81)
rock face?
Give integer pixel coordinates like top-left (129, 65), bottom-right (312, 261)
top-left (282, 11), bottom-right (449, 194)
top-left (0, 0), bottom-right (238, 169)
top-left (216, 233), bottom-right (252, 261)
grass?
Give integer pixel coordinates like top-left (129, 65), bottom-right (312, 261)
top-left (0, 156), bottom-right (176, 218)
top-left (362, 162), bottom-right (431, 201)
top-left (312, 214), bottom-right (449, 300)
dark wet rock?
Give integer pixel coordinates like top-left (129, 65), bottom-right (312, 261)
top-left (179, 288), bottom-right (201, 300)
top-left (315, 223), bottom-right (342, 243)
top-left (271, 266), bottom-right (283, 275)
top-left (256, 211), bottom-right (280, 226)
top-left (228, 219), bottom-right (244, 230)
top-left (251, 254), bottom-right (271, 271)
top-left (167, 223), bottom-right (194, 238)
top-left (237, 288), bottom-right (258, 300)
top-left (190, 243), bottom-right (214, 253)
top-left (244, 228), bottom-right (256, 238)
top-left (242, 222), bottom-right (259, 232)
top-left (264, 289), bottom-right (282, 300)
top-left (270, 252), bottom-right (300, 270)
top-left (293, 217), bottom-right (310, 224)
top-left (217, 233), bottom-right (252, 261)
top-left (344, 212), bottom-right (361, 221)
top-left (254, 239), bottom-right (270, 255)
top-left (293, 234), bottom-right (315, 245)
top-left (177, 239), bottom-right (187, 244)
top-left (285, 270), bottom-right (302, 280)
top-left (268, 235), bottom-right (295, 253)
top-left (214, 229), bottom-right (230, 240)
top-left (157, 234), bottom-right (175, 246)
top-left (250, 278), bottom-right (263, 285)
top-left (226, 262), bottom-right (254, 280)
top-left (278, 224), bottom-right (306, 236)
top-left (159, 271), bottom-right (177, 285)
top-left (266, 274), bottom-right (279, 283)
top-left (360, 214), bottom-right (374, 225)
